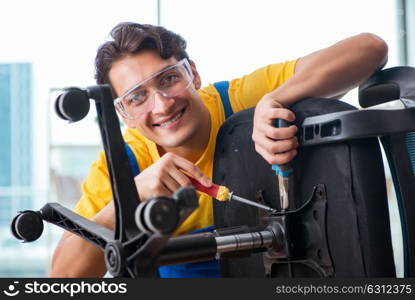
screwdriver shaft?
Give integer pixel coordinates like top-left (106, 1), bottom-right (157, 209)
top-left (278, 175), bottom-right (290, 211)
top-left (228, 192), bottom-right (277, 213)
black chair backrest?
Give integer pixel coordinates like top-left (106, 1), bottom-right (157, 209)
top-left (359, 66), bottom-right (415, 277)
top-left (213, 98), bottom-right (396, 277)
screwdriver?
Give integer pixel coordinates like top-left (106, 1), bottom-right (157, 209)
top-left (272, 118), bottom-right (295, 277)
top-left (272, 119), bottom-right (294, 211)
top-left (186, 175), bottom-right (277, 213)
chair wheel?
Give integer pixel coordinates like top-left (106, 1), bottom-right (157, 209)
top-left (11, 210), bottom-right (44, 242)
top-left (55, 88), bottom-right (90, 122)
top-left (135, 197), bottom-right (179, 235)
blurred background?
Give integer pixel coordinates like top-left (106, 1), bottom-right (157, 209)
top-left (0, 0), bottom-right (413, 277)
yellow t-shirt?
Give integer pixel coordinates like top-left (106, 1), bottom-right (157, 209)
top-left (74, 59), bottom-right (298, 236)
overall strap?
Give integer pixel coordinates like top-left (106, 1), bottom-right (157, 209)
top-left (213, 81), bottom-right (233, 119)
top-left (124, 143), bottom-right (140, 176)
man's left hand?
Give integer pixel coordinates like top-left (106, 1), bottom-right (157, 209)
top-left (252, 93), bottom-right (299, 165)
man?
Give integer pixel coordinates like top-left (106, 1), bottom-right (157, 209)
top-left (50, 22), bottom-right (388, 277)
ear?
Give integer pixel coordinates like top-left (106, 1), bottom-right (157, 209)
top-left (189, 60), bottom-right (202, 90)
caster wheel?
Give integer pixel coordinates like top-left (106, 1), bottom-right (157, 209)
top-left (11, 210), bottom-right (44, 242)
top-left (135, 197), bottom-right (179, 235)
top-left (55, 88), bottom-right (90, 122)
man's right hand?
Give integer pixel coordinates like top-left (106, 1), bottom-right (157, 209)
top-left (134, 152), bottom-right (212, 201)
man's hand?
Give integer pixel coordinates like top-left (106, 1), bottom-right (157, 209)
top-left (134, 152), bottom-right (212, 201)
top-left (252, 34), bottom-right (388, 165)
top-left (252, 93), bottom-right (299, 165)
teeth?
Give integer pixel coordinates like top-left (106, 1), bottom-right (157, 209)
top-left (159, 110), bottom-right (184, 127)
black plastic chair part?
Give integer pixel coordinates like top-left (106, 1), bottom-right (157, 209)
top-left (359, 66), bottom-right (415, 277)
top-left (213, 99), bottom-right (396, 277)
top-left (359, 66), bottom-right (415, 108)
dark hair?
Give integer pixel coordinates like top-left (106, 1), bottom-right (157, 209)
top-left (95, 22), bottom-right (189, 85)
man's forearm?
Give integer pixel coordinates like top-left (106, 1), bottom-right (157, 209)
top-left (270, 33), bottom-right (388, 106)
top-left (50, 233), bottom-right (107, 277)
top-left (50, 202), bottom-right (115, 277)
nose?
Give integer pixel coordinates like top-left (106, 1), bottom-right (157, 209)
top-left (151, 91), bottom-right (175, 114)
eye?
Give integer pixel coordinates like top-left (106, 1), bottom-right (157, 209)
top-left (159, 72), bottom-right (181, 88)
top-left (124, 89), bottom-right (148, 106)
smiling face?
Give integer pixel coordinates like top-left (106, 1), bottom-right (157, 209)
top-left (109, 50), bottom-right (210, 152)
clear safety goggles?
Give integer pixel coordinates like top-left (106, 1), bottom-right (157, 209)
top-left (114, 58), bottom-right (194, 119)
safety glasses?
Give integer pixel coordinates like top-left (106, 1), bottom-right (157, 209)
top-left (114, 59), bottom-right (194, 119)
